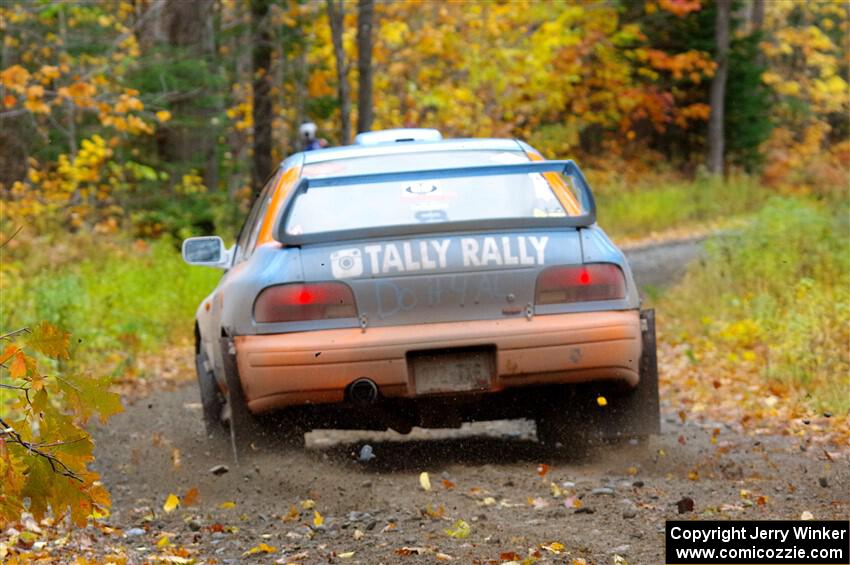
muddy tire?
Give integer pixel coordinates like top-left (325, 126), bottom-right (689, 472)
top-left (220, 338), bottom-right (304, 461)
top-left (196, 351), bottom-right (226, 439)
top-left (534, 385), bottom-right (592, 453)
top-left (535, 408), bottom-right (591, 453)
top-left (535, 309), bottom-right (660, 449)
top-left (606, 308), bottom-right (660, 441)
top-left (594, 308), bottom-right (661, 443)
top-left (255, 413), bottom-right (307, 449)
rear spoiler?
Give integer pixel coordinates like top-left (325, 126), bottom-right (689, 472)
top-left (273, 160), bottom-right (597, 246)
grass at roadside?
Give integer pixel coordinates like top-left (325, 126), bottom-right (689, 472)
top-left (0, 234), bottom-right (220, 378)
top-left (594, 174), bottom-right (771, 240)
top-left (656, 196), bottom-right (849, 444)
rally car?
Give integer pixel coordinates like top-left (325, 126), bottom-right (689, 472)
top-left (183, 129), bottom-right (659, 452)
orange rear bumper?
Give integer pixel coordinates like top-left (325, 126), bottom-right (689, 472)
top-left (234, 310), bottom-right (642, 413)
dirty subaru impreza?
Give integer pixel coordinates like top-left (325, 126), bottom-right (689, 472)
top-left (183, 129), bottom-right (659, 451)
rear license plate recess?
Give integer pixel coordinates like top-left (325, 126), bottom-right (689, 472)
top-left (408, 346), bottom-right (495, 395)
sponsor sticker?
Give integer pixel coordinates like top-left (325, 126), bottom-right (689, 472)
top-left (329, 235), bottom-right (549, 279)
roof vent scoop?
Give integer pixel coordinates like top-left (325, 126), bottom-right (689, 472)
top-left (354, 128), bottom-right (442, 145)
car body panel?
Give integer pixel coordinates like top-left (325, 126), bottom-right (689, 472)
top-left (190, 136), bottom-right (644, 417)
top-left (235, 309), bottom-right (641, 413)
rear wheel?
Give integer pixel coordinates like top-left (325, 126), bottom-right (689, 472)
top-left (608, 308), bottom-right (660, 441)
top-left (535, 309), bottom-right (660, 449)
top-left (196, 351), bottom-right (226, 439)
top-left (535, 405), bottom-right (591, 453)
top-left (220, 338), bottom-right (304, 461)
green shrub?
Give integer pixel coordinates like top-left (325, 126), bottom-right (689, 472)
top-left (1, 235), bottom-right (220, 376)
top-left (594, 174), bottom-right (770, 239)
top-left (662, 197), bottom-right (850, 413)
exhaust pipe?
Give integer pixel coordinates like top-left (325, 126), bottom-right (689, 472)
top-left (349, 378), bottom-right (378, 404)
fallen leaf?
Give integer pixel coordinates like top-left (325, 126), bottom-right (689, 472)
top-left (337, 551), bottom-right (355, 558)
top-left (614, 555), bottom-right (628, 565)
top-left (396, 546), bottom-right (431, 556)
top-left (243, 542), bottom-right (276, 556)
top-left (436, 552), bottom-right (454, 561)
top-left (442, 479), bottom-right (455, 490)
top-left (353, 528), bottom-right (364, 540)
top-left (444, 519), bottom-right (471, 539)
top-left (300, 499), bottom-right (315, 510)
top-left (536, 463), bottom-right (550, 477)
top-left (687, 470), bottom-right (699, 481)
top-left (163, 494), bottom-right (180, 513)
top-left (218, 501), bottom-right (236, 509)
top-left (800, 511), bottom-right (814, 520)
top-left (281, 505), bottom-right (299, 522)
top-left (542, 542), bottom-right (565, 554)
top-left (678, 409), bottom-right (687, 423)
top-left (171, 448), bottom-right (181, 469)
top-left (423, 504), bottom-right (445, 519)
top-left (419, 472), bottom-right (432, 491)
top-left (501, 552), bottom-right (521, 561)
top-left (156, 535), bottom-right (171, 548)
top-left (313, 510), bottom-right (324, 527)
top-left (283, 550), bottom-right (310, 562)
top-left (676, 497), bottom-right (694, 514)
top-left (183, 487), bottom-right (199, 506)
top-left (572, 558), bottom-right (588, 565)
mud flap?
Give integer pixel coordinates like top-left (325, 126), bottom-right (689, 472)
top-left (603, 308), bottom-right (661, 439)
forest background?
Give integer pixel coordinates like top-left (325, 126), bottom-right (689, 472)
top-left (0, 0), bottom-right (848, 533)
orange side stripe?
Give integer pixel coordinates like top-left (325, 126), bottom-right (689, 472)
top-left (256, 165), bottom-right (302, 245)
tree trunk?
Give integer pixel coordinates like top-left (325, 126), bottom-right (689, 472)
top-left (708, 0), bottom-right (730, 176)
top-left (143, 0), bottom-right (218, 190)
top-left (750, 0), bottom-right (764, 33)
top-left (750, 0), bottom-right (765, 67)
top-left (227, 0), bottom-right (252, 198)
top-left (294, 44), bottom-right (308, 150)
top-left (327, 0), bottom-right (351, 145)
top-left (251, 0), bottom-right (273, 189)
top-left (356, 0), bottom-right (374, 133)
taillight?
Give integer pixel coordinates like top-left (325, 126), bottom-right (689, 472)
top-left (254, 282), bottom-right (357, 323)
top-left (535, 264), bottom-right (626, 305)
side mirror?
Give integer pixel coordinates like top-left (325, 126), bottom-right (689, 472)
top-left (182, 236), bottom-right (232, 269)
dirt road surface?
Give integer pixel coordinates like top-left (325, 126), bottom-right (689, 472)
top-left (87, 239), bottom-right (848, 564)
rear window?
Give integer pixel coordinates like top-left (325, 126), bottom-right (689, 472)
top-left (285, 151), bottom-right (591, 237)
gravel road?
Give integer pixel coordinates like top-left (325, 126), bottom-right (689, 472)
top-left (87, 237), bottom-right (848, 564)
